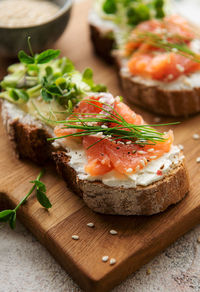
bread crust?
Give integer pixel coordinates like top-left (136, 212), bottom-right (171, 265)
top-left (52, 150), bottom-right (190, 215)
top-left (1, 100), bottom-right (56, 164)
top-left (120, 71), bottom-right (200, 117)
top-left (89, 24), bottom-right (115, 63)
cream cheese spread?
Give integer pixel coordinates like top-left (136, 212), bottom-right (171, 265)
top-left (64, 143), bottom-right (182, 188)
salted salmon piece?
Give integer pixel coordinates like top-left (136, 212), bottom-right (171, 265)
top-left (83, 131), bottom-right (173, 176)
top-left (128, 52), bottom-right (200, 82)
top-left (114, 101), bottom-right (144, 125)
top-left (54, 96), bottom-right (174, 177)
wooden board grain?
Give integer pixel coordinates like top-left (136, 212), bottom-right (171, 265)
top-left (1, 1), bottom-right (200, 291)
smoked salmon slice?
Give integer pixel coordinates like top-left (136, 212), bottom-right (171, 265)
top-left (125, 15), bottom-right (200, 82)
top-left (54, 96), bottom-right (173, 176)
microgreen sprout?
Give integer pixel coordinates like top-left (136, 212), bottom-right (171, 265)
top-left (0, 170), bottom-right (51, 229)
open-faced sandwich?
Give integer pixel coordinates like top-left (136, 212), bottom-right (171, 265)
top-left (89, 0), bottom-right (166, 62)
top-left (51, 94), bottom-right (189, 215)
top-left (0, 47), bottom-right (189, 215)
top-left (89, 1), bottom-right (200, 117)
top-left (0, 48), bottom-right (106, 164)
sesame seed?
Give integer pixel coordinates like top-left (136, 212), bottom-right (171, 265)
top-left (72, 235), bottom-right (79, 240)
top-left (126, 168), bottom-right (133, 173)
top-left (101, 125), bottom-right (108, 129)
top-left (102, 256), bottom-right (109, 262)
top-left (132, 150), bottom-right (137, 154)
top-left (150, 156), bottom-right (157, 159)
top-left (143, 157), bottom-right (147, 164)
top-left (147, 148), bottom-right (154, 152)
top-left (132, 113), bottom-right (136, 119)
top-left (178, 144), bottom-right (184, 150)
top-left (138, 150), bottom-right (146, 155)
top-left (180, 155), bottom-right (185, 160)
top-left (193, 133), bottom-right (200, 140)
top-left (172, 48), bottom-right (178, 52)
top-left (110, 258), bottom-right (116, 265)
top-left (176, 64), bottom-right (184, 72)
top-left (140, 159), bottom-right (145, 167)
top-left (196, 157), bottom-right (200, 163)
top-left (115, 96), bottom-right (121, 102)
top-left (135, 165), bottom-right (140, 172)
top-left (110, 229), bottom-right (118, 235)
top-left (167, 74), bottom-right (174, 80)
top-left (126, 141), bottom-right (132, 145)
top-left (87, 222), bottom-right (94, 228)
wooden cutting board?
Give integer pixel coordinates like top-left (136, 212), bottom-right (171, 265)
top-left (1, 1), bottom-right (200, 291)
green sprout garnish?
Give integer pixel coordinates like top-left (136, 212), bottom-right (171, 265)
top-left (102, 0), bottom-right (165, 26)
top-left (0, 38), bottom-right (107, 122)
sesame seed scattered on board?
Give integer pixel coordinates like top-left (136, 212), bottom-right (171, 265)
top-left (87, 222), bottom-right (94, 228)
top-left (102, 256), bottom-right (109, 262)
top-left (72, 235), bottom-right (79, 240)
top-left (196, 157), bottom-right (200, 163)
top-left (110, 230), bottom-right (118, 235)
top-left (193, 133), bottom-right (200, 140)
top-left (110, 258), bottom-right (116, 265)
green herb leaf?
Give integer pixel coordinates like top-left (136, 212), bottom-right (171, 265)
top-left (36, 49), bottom-right (60, 64)
top-left (36, 190), bottom-right (52, 209)
top-left (18, 50), bottom-right (35, 64)
top-left (41, 88), bottom-right (52, 102)
top-left (82, 68), bottom-right (94, 87)
top-left (103, 0), bottom-right (117, 14)
top-left (0, 210), bottom-right (14, 222)
top-left (9, 89), bottom-right (29, 102)
top-left (9, 211), bottom-right (16, 229)
top-left (30, 180), bottom-right (46, 192)
top-left (0, 170), bottom-right (50, 230)
top-left (91, 84), bottom-right (107, 93)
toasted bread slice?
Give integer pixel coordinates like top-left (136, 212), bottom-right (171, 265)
top-left (52, 150), bottom-right (189, 215)
top-left (1, 100), bottom-right (60, 164)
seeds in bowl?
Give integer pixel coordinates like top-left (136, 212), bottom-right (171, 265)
top-left (0, 0), bottom-right (59, 28)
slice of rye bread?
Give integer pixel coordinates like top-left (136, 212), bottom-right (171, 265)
top-left (89, 23), bottom-right (115, 63)
top-left (52, 150), bottom-right (189, 215)
top-left (0, 100), bottom-right (62, 165)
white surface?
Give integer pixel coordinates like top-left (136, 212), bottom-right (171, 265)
top-left (1, 220), bottom-right (200, 291)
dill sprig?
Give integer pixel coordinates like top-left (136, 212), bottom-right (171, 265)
top-left (131, 31), bottom-right (200, 63)
top-left (47, 100), bottom-right (179, 147)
